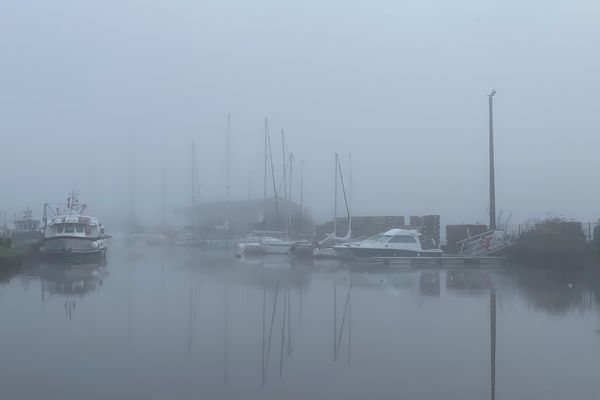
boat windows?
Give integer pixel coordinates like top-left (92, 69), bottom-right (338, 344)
top-left (389, 235), bottom-right (417, 244)
top-left (64, 224), bottom-right (75, 233)
top-left (54, 224), bottom-right (64, 233)
top-left (84, 225), bottom-right (92, 235)
top-left (367, 234), bottom-right (384, 242)
top-left (75, 224), bottom-right (84, 233)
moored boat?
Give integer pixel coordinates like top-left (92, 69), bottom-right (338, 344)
top-left (40, 193), bottom-right (109, 258)
top-left (333, 228), bottom-right (442, 259)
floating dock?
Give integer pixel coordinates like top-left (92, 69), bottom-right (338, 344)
top-left (368, 256), bottom-right (508, 268)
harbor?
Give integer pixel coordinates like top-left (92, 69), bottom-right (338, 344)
top-left (2, 245), bottom-right (600, 400)
top-left (2, 0), bottom-right (600, 398)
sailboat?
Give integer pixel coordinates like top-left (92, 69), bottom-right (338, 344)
top-left (174, 141), bottom-right (204, 246)
top-left (291, 153), bottom-right (352, 258)
top-left (238, 119), bottom-right (292, 256)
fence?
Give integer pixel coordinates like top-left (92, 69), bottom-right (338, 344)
top-left (500, 222), bottom-right (600, 243)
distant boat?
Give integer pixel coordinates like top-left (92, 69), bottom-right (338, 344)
top-left (173, 229), bottom-right (204, 247)
top-left (236, 231), bottom-right (291, 256)
top-left (10, 206), bottom-right (42, 249)
top-left (40, 192), bottom-right (109, 258)
top-left (333, 229), bottom-right (442, 259)
top-left (291, 153), bottom-right (351, 258)
top-left (174, 140), bottom-right (203, 246)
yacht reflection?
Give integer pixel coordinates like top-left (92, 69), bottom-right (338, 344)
top-left (350, 270), bottom-right (415, 290)
top-left (446, 270), bottom-right (491, 294)
top-left (419, 271), bottom-right (441, 297)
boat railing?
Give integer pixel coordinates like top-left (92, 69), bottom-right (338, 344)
top-left (456, 230), bottom-right (518, 256)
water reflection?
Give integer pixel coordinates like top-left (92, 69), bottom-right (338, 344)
top-left (419, 271), bottom-right (440, 296)
top-left (2, 247), bottom-right (600, 400)
top-left (446, 270), bottom-right (491, 294)
top-left (18, 261), bottom-right (108, 319)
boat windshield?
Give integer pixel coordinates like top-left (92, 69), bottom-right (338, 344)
top-left (366, 235), bottom-right (392, 243)
top-left (389, 235), bottom-right (417, 244)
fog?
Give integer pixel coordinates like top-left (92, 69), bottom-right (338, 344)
top-left (2, 0), bottom-right (599, 226)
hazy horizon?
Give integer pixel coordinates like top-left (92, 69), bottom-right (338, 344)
top-left (2, 0), bottom-right (599, 227)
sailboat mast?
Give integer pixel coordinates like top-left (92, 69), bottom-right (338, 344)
top-left (192, 140), bottom-right (196, 208)
top-left (281, 129), bottom-right (287, 201)
top-left (288, 153), bottom-right (293, 202)
top-left (287, 153), bottom-right (293, 239)
top-left (226, 113), bottom-right (231, 200)
top-left (300, 160), bottom-right (304, 216)
top-left (333, 153), bottom-right (338, 235)
top-left (264, 119), bottom-right (268, 211)
top-left (266, 121), bottom-right (280, 220)
top-left (128, 135), bottom-right (136, 231)
top-left (161, 160), bottom-right (166, 227)
top-left (348, 153), bottom-right (352, 235)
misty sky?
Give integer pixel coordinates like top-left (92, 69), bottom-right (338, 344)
top-left (1, 0), bottom-right (599, 226)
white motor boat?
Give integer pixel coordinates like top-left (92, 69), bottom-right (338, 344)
top-left (334, 229), bottom-right (442, 259)
top-left (40, 193), bottom-right (109, 257)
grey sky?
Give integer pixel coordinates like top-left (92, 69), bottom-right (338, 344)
top-left (1, 0), bottom-right (599, 225)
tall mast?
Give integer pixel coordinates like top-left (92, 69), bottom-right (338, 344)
top-left (161, 160), bottom-right (166, 228)
top-left (128, 135), bottom-right (136, 231)
top-left (281, 129), bottom-right (287, 201)
top-left (264, 119), bottom-right (268, 212)
top-left (287, 153), bottom-right (293, 239)
top-left (300, 160), bottom-right (304, 216)
top-left (226, 113), bottom-right (231, 200)
top-left (288, 153), bottom-right (293, 202)
top-left (488, 90), bottom-right (497, 230)
top-left (266, 122), bottom-right (280, 220)
top-left (192, 140), bottom-right (196, 208)
top-left (348, 153), bottom-right (352, 236)
top-left (333, 153), bottom-right (338, 236)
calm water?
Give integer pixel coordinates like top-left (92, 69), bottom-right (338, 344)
top-left (1, 245), bottom-right (600, 400)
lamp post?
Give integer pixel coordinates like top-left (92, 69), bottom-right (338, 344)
top-left (488, 89), bottom-right (497, 231)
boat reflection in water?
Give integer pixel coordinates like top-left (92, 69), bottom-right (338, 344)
top-left (25, 261), bottom-right (108, 318)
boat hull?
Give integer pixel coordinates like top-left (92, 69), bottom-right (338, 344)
top-left (40, 236), bottom-right (107, 256)
top-left (334, 246), bottom-right (442, 259)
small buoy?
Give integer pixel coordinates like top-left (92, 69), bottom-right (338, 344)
top-left (568, 283), bottom-right (573, 289)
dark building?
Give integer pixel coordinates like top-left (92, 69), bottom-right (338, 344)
top-left (187, 198), bottom-right (311, 239)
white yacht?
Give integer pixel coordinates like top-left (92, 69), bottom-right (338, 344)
top-left (40, 193), bottom-right (109, 257)
top-left (333, 229), bottom-right (442, 259)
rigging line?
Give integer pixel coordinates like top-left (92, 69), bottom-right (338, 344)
top-left (279, 286), bottom-right (287, 377)
top-left (335, 284), bottom-right (352, 358)
top-left (266, 123), bottom-right (280, 219)
top-left (337, 156), bottom-right (351, 220)
top-left (265, 280), bottom-right (280, 377)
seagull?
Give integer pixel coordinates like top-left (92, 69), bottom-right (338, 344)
top-left (489, 89), bottom-right (496, 97)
